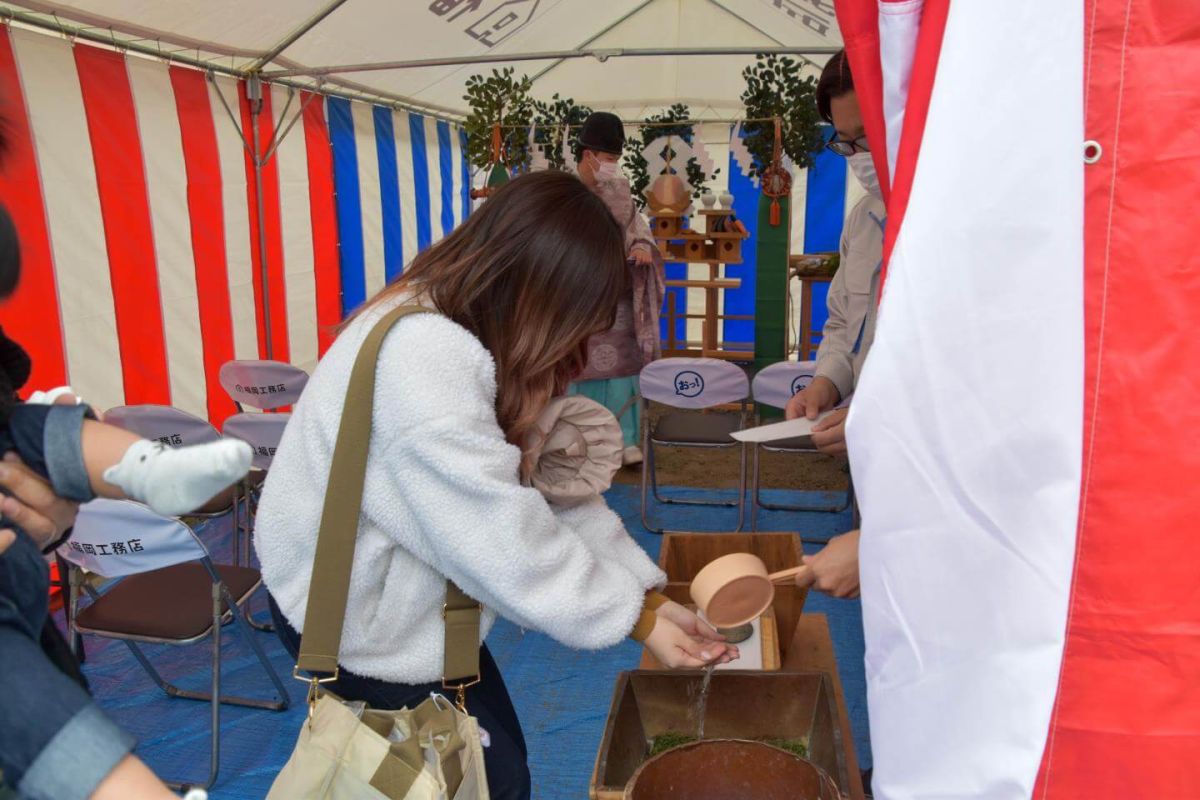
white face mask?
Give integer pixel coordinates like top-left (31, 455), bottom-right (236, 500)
top-left (848, 152), bottom-right (881, 199)
top-left (591, 156), bottom-right (621, 181)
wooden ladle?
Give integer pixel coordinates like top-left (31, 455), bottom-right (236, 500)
top-left (689, 553), bottom-right (811, 628)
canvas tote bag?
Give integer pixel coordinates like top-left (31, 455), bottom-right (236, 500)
top-left (268, 304), bottom-right (489, 800)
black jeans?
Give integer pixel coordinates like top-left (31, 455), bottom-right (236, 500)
top-left (269, 593), bottom-right (532, 800)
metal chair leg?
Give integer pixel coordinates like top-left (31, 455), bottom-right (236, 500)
top-left (243, 479), bottom-right (256, 564)
top-left (164, 584), bottom-right (220, 791)
top-left (66, 565), bottom-right (85, 661)
top-left (640, 426), bottom-right (663, 535)
top-left (648, 436), bottom-right (665, 503)
top-left (121, 638), bottom-right (177, 693)
top-left (230, 481), bottom-right (240, 567)
top-left (734, 443), bottom-right (747, 532)
top-left (206, 583), bottom-right (222, 791)
top-left (650, 443), bottom-right (741, 509)
top-left (750, 444), bottom-right (761, 531)
top-left (754, 450), bottom-right (854, 515)
top-left (236, 482), bottom-right (275, 632)
top-left (83, 582), bottom-right (286, 711)
top-left (245, 596), bottom-right (276, 632)
top-left (642, 438), bottom-right (747, 532)
top-left (224, 585), bottom-right (290, 707)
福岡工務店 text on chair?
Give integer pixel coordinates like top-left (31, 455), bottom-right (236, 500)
top-left (60, 499), bottom-right (290, 791)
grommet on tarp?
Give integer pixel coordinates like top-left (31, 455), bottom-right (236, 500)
top-left (1083, 140), bottom-right (1102, 164)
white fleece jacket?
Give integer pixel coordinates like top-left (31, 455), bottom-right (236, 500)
top-left (254, 303), bottom-right (666, 683)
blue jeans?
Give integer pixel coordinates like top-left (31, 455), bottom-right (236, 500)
top-left (0, 529), bottom-right (134, 799)
top-left (0, 403), bottom-right (96, 504)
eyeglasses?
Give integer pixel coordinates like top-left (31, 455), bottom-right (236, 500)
top-left (826, 135), bottom-right (870, 157)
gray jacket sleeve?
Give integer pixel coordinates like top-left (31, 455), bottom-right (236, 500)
top-left (814, 223), bottom-right (858, 400)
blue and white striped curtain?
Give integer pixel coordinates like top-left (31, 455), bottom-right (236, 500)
top-left (326, 98), bottom-right (472, 315)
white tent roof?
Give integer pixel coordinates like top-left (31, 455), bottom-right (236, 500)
top-left (6, 0), bottom-right (843, 119)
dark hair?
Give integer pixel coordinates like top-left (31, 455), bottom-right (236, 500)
top-left (0, 207), bottom-right (19, 299)
top-left (816, 49), bottom-right (854, 124)
top-left (351, 170), bottom-right (627, 451)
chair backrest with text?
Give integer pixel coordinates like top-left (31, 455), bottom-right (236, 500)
top-left (59, 499), bottom-right (207, 579)
top-left (752, 360), bottom-right (818, 410)
top-left (104, 404), bottom-right (221, 448)
top-left (639, 357), bottom-right (750, 410)
top-left (222, 412), bottom-right (291, 470)
top-left (218, 360), bottom-right (309, 411)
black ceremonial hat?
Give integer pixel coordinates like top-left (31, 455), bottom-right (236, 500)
top-left (577, 111), bottom-right (625, 155)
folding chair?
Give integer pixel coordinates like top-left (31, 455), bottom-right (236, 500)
top-left (639, 357), bottom-right (751, 534)
top-left (217, 359), bottom-right (308, 413)
top-left (749, 361), bottom-right (854, 534)
top-left (100, 404), bottom-right (272, 630)
top-left (218, 360), bottom-right (308, 563)
top-left (221, 411), bottom-right (289, 565)
top-left (61, 499), bottom-right (289, 791)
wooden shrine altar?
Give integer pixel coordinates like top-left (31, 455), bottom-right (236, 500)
top-left (652, 205), bottom-right (752, 361)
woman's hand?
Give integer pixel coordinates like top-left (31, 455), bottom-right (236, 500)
top-left (656, 599), bottom-right (726, 644)
top-left (0, 453), bottom-right (80, 549)
top-left (795, 529), bottom-right (861, 599)
top-left (631, 247), bottom-right (654, 267)
top-left (810, 407), bottom-right (850, 455)
top-left (644, 615), bottom-right (739, 669)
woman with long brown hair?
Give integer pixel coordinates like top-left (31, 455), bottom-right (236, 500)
top-left (254, 170), bottom-right (734, 798)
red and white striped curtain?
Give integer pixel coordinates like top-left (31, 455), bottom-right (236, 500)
top-left (838, 0), bottom-right (1200, 797)
top-left (0, 27), bottom-right (336, 423)
top-left (0, 25), bottom-right (472, 426)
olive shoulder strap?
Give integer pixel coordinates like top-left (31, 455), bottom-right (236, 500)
top-left (296, 304), bottom-right (481, 689)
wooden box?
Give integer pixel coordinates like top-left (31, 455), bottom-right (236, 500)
top-left (658, 532), bottom-right (807, 658)
top-left (590, 670), bottom-right (849, 799)
top-left (681, 235), bottom-right (706, 260)
top-left (652, 214), bottom-right (684, 238)
top-left (662, 241), bottom-right (689, 262)
top-left (711, 235), bottom-right (743, 264)
top-left (699, 208), bottom-right (736, 233)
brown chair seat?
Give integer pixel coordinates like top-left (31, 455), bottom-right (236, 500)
top-left (651, 411), bottom-right (743, 446)
top-left (191, 484), bottom-right (239, 515)
top-left (75, 562), bottom-right (262, 641)
top-left (187, 471), bottom-right (264, 517)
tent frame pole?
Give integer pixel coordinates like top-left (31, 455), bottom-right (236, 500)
top-left (527, 0), bottom-right (655, 86)
top-left (245, 0), bottom-right (349, 72)
top-left (0, 7), bottom-right (463, 121)
top-left (246, 75), bottom-right (274, 362)
top-left (208, 72), bottom-right (319, 365)
top-left (263, 46), bottom-right (844, 79)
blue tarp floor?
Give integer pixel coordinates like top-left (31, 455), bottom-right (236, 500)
top-left (64, 484), bottom-right (868, 799)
